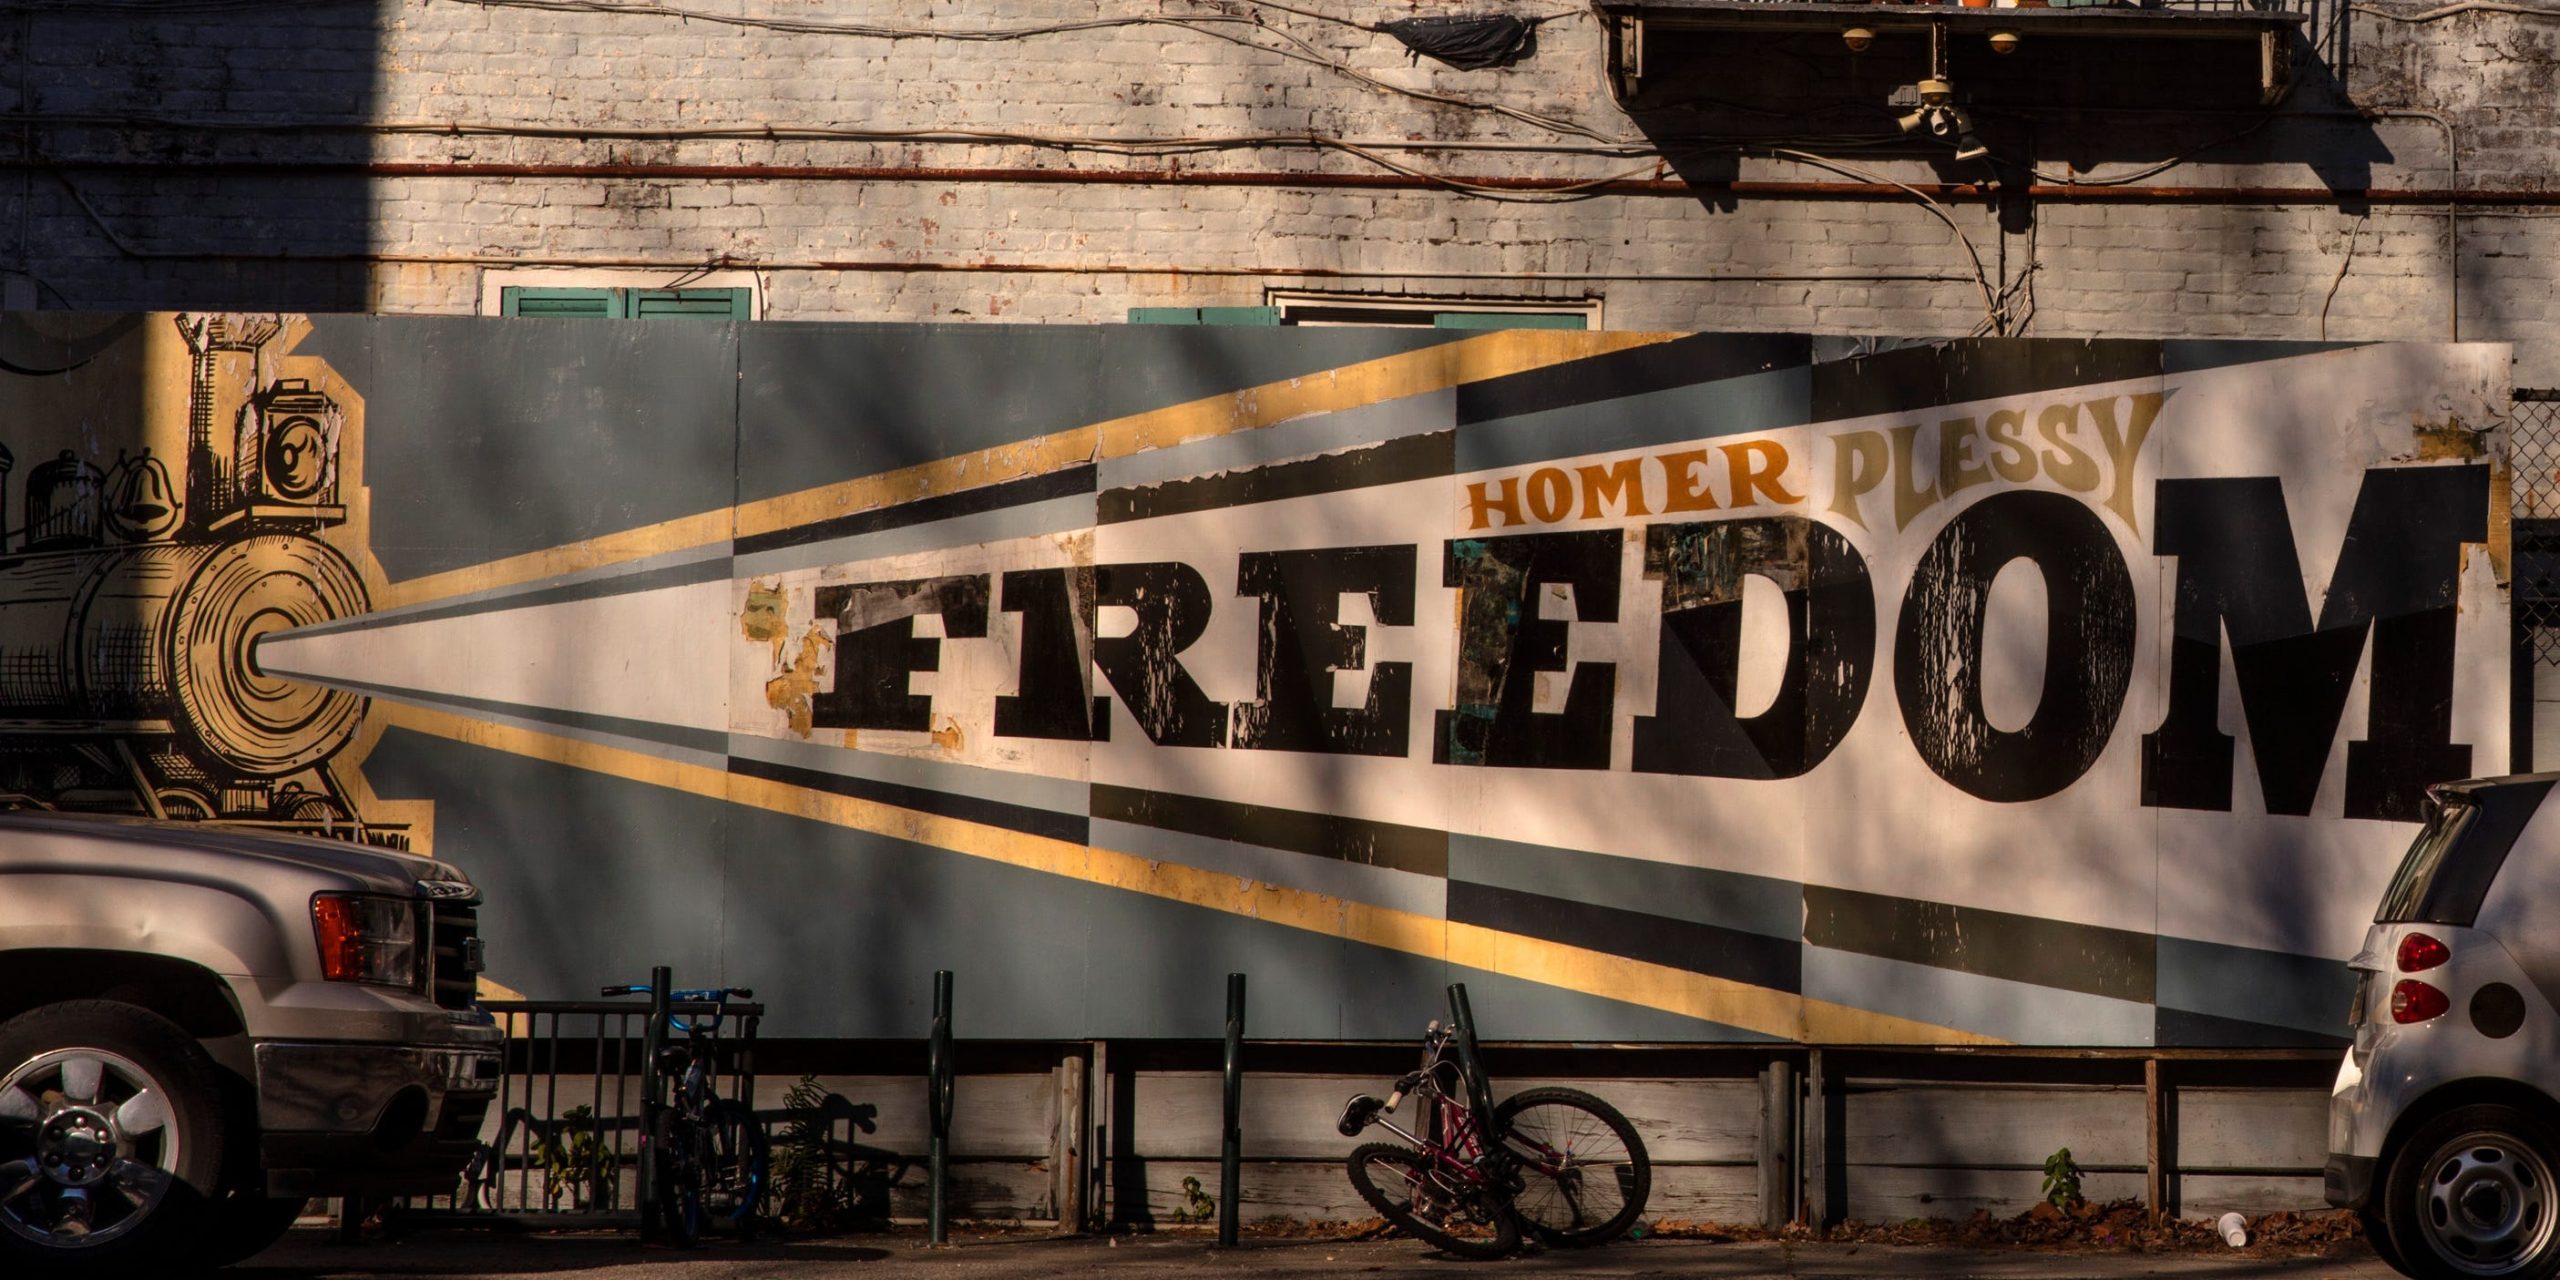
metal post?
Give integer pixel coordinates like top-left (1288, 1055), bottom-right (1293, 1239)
top-left (1444, 983), bottom-right (1493, 1134)
top-left (1219, 973), bottom-right (1245, 1247)
top-left (928, 970), bottom-right (954, 1246)
top-left (638, 965), bottom-right (670, 1240)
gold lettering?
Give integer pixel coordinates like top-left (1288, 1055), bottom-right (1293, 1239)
top-left (1984, 408), bottom-right (2035, 483)
top-left (1827, 432), bottom-right (1885, 529)
top-left (1719, 439), bottom-right (1803, 508)
top-left (2085, 390), bottom-right (2169, 533)
top-left (1463, 476), bottom-right (1522, 531)
top-left (1888, 423), bottom-right (1940, 530)
top-left (1525, 467), bottom-right (1574, 523)
top-left (1658, 448), bottom-right (1720, 513)
top-left (1577, 458), bottom-right (1652, 519)
top-left (2037, 403), bottom-right (2099, 493)
top-left (1937, 417), bottom-right (1991, 497)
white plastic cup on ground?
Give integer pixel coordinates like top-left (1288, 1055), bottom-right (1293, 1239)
top-left (2218, 1211), bottom-right (2249, 1247)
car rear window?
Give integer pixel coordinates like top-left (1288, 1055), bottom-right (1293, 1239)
top-left (2377, 780), bottom-right (2555, 925)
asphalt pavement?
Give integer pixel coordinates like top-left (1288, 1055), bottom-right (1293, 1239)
top-left (236, 1228), bottom-right (2403, 1279)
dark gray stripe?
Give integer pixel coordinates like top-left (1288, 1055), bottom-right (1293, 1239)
top-left (2156, 934), bottom-right (2357, 1041)
top-left (1447, 880), bottom-right (1801, 994)
top-left (730, 754), bottom-right (1088, 845)
top-left (1803, 885), bottom-right (2156, 1004)
top-left (1448, 834), bottom-right (1800, 941)
top-left (1098, 431), bottom-right (1453, 525)
top-left (277, 673), bottom-right (731, 757)
top-left (2155, 1005), bottom-right (2349, 1049)
top-left (1809, 338), bottom-right (2162, 424)
top-left (735, 465), bottom-right (1095, 556)
top-left (285, 554), bottom-right (736, 642)
top-left (1088, 783), bottom-right (1447, 878)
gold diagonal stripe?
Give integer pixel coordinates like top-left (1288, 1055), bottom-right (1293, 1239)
top-left (381, 329), bottom-right (1678, 609)
top-left (376, 701), bottom-right (1999, 1045)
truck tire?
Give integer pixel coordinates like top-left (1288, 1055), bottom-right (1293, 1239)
top-left (198, 1191), bottom-right (310, 1267)
top-left (0, 1001), bottom-right (228, 1277)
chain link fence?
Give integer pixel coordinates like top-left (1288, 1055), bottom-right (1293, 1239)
top-left (2513, 391), bottom-right (2560, 666)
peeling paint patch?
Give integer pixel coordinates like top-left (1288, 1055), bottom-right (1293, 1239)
top-left (763, 624), bottom-right (833, 739)
top-left (742, 579), bottom-right (790, 663)
top-left (930, 717), bottom-right (964, 752)
top-left (2410, 415), bottom-right (2488, 461)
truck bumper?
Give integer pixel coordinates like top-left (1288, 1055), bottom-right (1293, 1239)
top-left (255, 1035), bottom-right (502, 1198)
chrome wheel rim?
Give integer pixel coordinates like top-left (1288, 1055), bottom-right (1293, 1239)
top-left (0, 1048), bottom-right (181, 1249)
top-left (2416, 1129), bottom-right (2558, 1275)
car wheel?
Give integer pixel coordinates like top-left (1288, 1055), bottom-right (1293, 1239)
top-left (2384, 1104), bottom-right (2560, 1279)
top-left (0, 1002), bottom-right (227, 1277)
top-left (2366, 1205), bottom-right (2416, 1277)
top-left (197, 1191), bottom-right (310, 1268)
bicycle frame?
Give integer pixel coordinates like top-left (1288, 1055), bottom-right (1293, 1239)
top-left (1345, 1029), bottom-right (1507, 1195)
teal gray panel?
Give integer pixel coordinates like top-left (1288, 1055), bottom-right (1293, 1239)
top-left (1449, 834), bottom-right (1801, 941)
top-left (296, 316), bottom-right (742, 582)
top-left (2156, 934), bottom-right (2358, 1040)
top-left (359, 726), bottom-right (1776, 1041)
top-left (733, 323), bottom-right (1466, 504)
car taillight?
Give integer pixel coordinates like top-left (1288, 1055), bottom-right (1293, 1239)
top-left (312, 894), bottom-right (422, 988)
top-left (2391, 978), bottom-right (2451, 1024)
top-left (2398, 932), bottom-right (2450, 973)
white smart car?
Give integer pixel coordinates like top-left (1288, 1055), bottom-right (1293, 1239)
top-left (2329, 774), bottom-right (2560, 1278)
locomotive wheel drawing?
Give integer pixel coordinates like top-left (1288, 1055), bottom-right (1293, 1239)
top-left (168, 535), bottom-right (369, 777)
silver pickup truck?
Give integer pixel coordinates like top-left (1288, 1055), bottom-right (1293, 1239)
top-left (0, 812), bottom-right (502, 1275)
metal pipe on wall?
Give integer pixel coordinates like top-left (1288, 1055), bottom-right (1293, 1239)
top-left (1219, 973), bottom-right (1245, 1248)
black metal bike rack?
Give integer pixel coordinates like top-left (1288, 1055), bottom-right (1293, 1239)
top-left (1219, 972), bottom-right (1245, 1247)
top-left (927, 968), bottom-right (956, 1245)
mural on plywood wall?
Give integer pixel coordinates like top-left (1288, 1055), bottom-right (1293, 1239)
top-left (0, 313), bottom-right (418, 843)
top-left (14, 315), bottom-right (2513, 1047)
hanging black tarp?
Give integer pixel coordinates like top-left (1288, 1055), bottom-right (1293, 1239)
top-left (1376, 15), bottom-right (1539, 70)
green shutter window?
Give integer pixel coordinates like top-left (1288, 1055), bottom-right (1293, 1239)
top-left (500, 287), bottom-right (751, 319)
top-left (1127, 306), bottom-right (1282, 325)
top-left (628, 288), bottom-right (753, 319)
top-left (1432, 312), bottom-right (1587, 330)
top-left (500, 287), bottom-right (619, 318)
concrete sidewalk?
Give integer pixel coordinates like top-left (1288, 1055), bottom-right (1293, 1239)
top-left (238, 1229), bottom-right (2400, 1279)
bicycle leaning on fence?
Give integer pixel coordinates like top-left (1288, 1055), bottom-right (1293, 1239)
top-left (1336, 987), bottom-right (1652, 1259)
top-left (601, 982), bottom-right (771, 1245)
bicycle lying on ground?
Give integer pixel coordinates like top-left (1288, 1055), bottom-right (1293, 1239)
top-left (1336, 985), bottom-right (1652, 1259)
top-left (601, 982), bottom-right (770, 1245)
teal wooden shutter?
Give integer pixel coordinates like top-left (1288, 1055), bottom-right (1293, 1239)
top-left (500, 287), bottom-right (619, 318)
top-left (1432, 312), bottom-right (1587, 330)
top-left (629, 288), bottom-right (752, 319)
top-left (501, 287), bottom-right (750, 319)
top-left (1127, 306), bottom-right (1282, 325)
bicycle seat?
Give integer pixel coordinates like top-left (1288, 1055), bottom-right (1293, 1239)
top-left (1338, 1094), bottom-right (1385, 1138)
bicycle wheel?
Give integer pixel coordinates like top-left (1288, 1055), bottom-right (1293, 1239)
top-left (1344, 1142), bottom-right (1519, 1260)
top-left (649, 1109), bottom-right (705, 1247)
top-left (701, 1099), bottom-right (770, 1237)
top-left (1494, 1087), bottom-right (1650, 1247)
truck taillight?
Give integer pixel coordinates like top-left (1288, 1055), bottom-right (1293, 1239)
top-left (312, 894), bottom-right (422, 988)
top-left (2397, 932), bottom-right (2450, 973)
top-left (2391, 978), bottom-right (2451, 1024)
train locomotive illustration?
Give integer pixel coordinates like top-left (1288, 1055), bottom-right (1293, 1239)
top-left (0, 314), bottom-right (387, 842)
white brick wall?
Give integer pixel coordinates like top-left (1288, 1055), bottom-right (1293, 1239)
top-left (7, 0), bottom-right (2560, 381)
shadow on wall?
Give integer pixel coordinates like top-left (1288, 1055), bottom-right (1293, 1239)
top-left (1619, 18), bottom-right (2392, 222)
top-left (4, 6), bottom-right (381, 312)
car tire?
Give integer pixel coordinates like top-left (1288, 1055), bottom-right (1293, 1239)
top-left (0, 1001), bottom-right (228, 1278)
top-left (197, 1191), bottom-right (311, 1268)
top-left (2365, 1206), bottom-right (2416, 1277)
top-left (2383, 1103), bottom-right (2560, 1280)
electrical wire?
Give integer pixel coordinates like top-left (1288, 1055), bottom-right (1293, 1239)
top-left (2319, 213), bottom-right (2368, 341)
top-left (1762, 147), bottom-right (2006, 335)
top-left (2350, 0), bottom-right (2560, 19)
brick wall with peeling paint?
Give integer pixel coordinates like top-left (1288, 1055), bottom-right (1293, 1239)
top-left (2, 2), bottom-right (2556, 383)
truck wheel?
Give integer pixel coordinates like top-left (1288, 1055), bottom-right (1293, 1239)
top-left (0, 1002), bottom-right (227, 1277)
top-left (197, 1191), bottom-right (310, 1267)
top-left (2383, 1103), bottom-right (2560, 1280)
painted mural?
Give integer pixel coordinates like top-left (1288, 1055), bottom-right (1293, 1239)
top-left (0, 316), bottom-right (2515, 1046)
